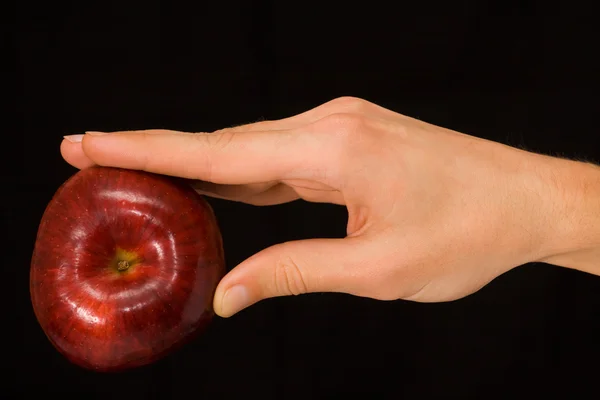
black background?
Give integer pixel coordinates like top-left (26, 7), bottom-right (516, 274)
top-left (7, 1), bottom-right (600, 398)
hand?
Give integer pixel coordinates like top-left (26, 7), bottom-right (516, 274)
top-left (61, 97), bottom-right (600, 317)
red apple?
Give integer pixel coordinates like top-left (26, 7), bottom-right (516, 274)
top-left (30, 166), bottom-right (225, 372)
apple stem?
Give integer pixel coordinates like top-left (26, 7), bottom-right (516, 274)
top-left (117, 260), bottom-right (130, 271)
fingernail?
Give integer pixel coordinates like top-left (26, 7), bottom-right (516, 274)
top-left (221, 285), bottom-right (250, 317)
top-left (86, 131), bottom-right (111, 136)
top-left (63, 134), bottom-right (84, 143)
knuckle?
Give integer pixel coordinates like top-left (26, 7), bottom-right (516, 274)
top-left (191, 131), bottom-right (237, 181)
top-left (327, 96), bottom-right (368, 113)
top-left (200, 129), bottom-right (237, 152)
top-left (307, 113), bottom-right (373, 174)
top-left (273, 255), bottom-right (309, 296)
top-left (312, 113), bottom-right (376, 158)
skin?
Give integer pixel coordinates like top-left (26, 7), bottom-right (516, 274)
top-left (60, 97), bottom-right (600, 318)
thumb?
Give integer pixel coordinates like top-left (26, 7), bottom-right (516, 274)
top-left (213, 237), bottom-right (367, 317)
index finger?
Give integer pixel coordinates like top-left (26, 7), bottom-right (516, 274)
top-left (77, 129), bottom-right (321, 184)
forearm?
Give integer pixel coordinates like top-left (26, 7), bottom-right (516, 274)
top-left (534, 156), bottom-right (600, 275)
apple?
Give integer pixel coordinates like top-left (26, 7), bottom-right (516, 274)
top-left (30, 166), bottom-right (225, 372)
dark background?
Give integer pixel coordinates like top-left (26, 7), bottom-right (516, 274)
top-left (7, 1), bottom-right (600, 398)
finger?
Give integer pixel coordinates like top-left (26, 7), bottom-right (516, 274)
top-left (193, 180), bottom-right (345, 205)
top-left (219, 102), bottom-right (336, 133)
top-left (59, 103), bottom-right (341, 172)
top-left (80, 129), bottom-right (324, 184)
top-left (61, 135), bottom-right (95, 169)
top-left (61, 135), bottom-right (302, 205)
top-left (61, 130), bottom-right (186, 170)
top-left (285, 181), bottom-right (346, 205)
top-left (212, 237), bottom-right (369, 317)
top-left (61, 97), bottom-right (389, 172)
top-left (192, 181), bottom-right (279, 198)
top-left (194, 181), bottom-right (300, 206)
top-left (222, 96), bottom-right (397, 134)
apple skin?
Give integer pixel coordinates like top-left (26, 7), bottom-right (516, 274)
top-left (30, 166), bottom-right (225, 372)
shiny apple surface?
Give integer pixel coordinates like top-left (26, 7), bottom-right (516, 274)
top-left (30, 166), bottom-right (225, 372)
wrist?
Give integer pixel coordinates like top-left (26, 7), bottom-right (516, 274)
top-left (533, 155), bottom-right (600, 274)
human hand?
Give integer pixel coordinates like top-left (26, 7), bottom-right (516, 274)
top-left (61, 97), bottom-right (600, 317)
